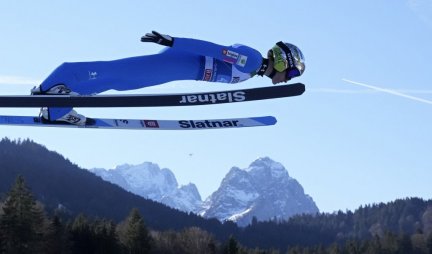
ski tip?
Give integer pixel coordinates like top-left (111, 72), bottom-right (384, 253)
top-left (253, 116), bottom-right (277, 126)
top-left (291, 82), bottom-right (306, 94)
top-left (273, 82), bottom-right (305, 96)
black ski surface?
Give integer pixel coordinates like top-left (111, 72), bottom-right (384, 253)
top-left (0, 83), bottom-right (305, 108)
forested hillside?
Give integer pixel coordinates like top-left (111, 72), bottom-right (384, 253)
top-left (1, 138), bottom-right (432, 253)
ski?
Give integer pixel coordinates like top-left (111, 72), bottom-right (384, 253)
top-left (0, 83), bottom-right (305, 108)
top-left (0, 115), bottom-right (277, 130)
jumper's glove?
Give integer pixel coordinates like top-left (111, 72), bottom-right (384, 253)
top-left (141, 31), bottom-right (174, 47)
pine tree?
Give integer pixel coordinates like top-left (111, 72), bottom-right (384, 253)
top-left (44, 215), bottom-right (71, 254)
top-left (328, 243), bottom-right (341, 254)
top-left (0, 208), bottom-right (3, 253)
top-left (344, 240), bottom-right (360, 254)
top-left (92, 219), bottom-right (120, 254)
top-left (224, 236), bottom-right (239, 254)
top-left (118, 208), bottom-right (152, 254)
top-left (426, 233), bottom-right (432, 254)
top-left (365, 235), bottom-right (383, 254)
top-left (398, 233), bottom-right (413, 254)
top-left (69, 214), bottom-right (93, 254)
top-left (0, 175), bottom-right (46, 254)
top-left (178, 227), bottom-right (217, 254)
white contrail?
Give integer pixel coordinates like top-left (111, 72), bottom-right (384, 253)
top-left (0, 75), bottom-right (41, 85)
top-left (342, 78), bottom-right (432, 105)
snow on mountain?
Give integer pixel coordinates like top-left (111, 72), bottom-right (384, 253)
top-left (200, 167), bottom-right (259, 221)
top-left (161, 183), bottom-right (202, 213)
top-left (89, 162), bottom-right (202, 213)
top-left (200, 157), bottom-right (319, 226)
top-left (89, 157), bottom-right (319, 226)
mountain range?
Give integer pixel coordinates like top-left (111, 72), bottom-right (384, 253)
top-left (0, 138), bottom-right (228, 236)
top-left (2, 138), bottom-right (432, 252)
top-left (90, 163), bottom-right (202, 213)
top-left (89, 157), bottom-right (319, 226)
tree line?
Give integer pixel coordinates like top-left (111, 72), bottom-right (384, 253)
top-left (2, 138), bottom-right (432, 253)
top-left (0, 176), bottom-right (283, 254)
top-left (2, 176), bottom-right (432, 254)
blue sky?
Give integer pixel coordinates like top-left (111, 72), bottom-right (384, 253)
top-left (1, 0), bottom-right (431, 213)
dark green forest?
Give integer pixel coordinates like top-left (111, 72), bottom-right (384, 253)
top-left (1, 138), bottom-right (432, 253)
top-left (2, 175), bottom-right (432, 254)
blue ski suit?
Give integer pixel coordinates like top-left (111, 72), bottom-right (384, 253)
top-left (41, 37), bottom-right (264, 120)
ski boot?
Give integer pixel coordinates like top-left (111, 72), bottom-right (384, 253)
top-left (31, 84), bottom-right (79, 96)
top-left (39, 107), bottom-right (92, 126)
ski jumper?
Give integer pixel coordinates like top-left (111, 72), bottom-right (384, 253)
top-left (40, 38), bottom-right (264, 120)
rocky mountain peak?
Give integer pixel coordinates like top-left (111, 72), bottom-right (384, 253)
top-left (90, 157), bottom-right (319, 226)
top-left (201, 157), bottom-right (318, 226)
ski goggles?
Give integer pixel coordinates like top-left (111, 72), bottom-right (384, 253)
top-left (271, 42), bottom-right (305, 80)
